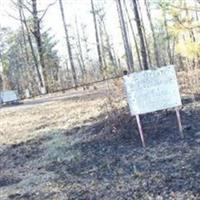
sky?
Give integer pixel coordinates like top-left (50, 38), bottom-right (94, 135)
top-left (0, 0), bottom-right (163, 73)
top-left (0, 0), bottom-right (124, 60)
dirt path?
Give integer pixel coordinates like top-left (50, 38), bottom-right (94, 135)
top-left (0, 85), bottom-right (200, 199)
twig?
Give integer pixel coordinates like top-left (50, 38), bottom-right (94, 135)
top-left (39, 0), bottom-right (58, 22)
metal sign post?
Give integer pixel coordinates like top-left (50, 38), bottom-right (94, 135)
top-left (175, 108), bottom-right (184, 138)
top-left (136, 115), bottom-right (146, 147)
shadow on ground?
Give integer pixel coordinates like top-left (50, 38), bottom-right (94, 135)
top-left (1, 97), bottom-right (200, 199)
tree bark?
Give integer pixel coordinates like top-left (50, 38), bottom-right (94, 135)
top-left (91, 0), bottom-right (104, 75)
top-left (58, 0), bottom-right (78, 87)
top-left (75, 17), bottom-right (86, 82)
top-left (131, 0), bottom-right (149, 70)
top-left (18, 0), bottom-right (30, 64)
top-left (137, 0), bottom-right (152, 68)
top-left (102, 20), bottom-right (116, 69)
top-left (163, 9), bottom-right (173, 64)
top-left (116, 0), bottom-right (134, 72)
top-left (21, 7), bottom-right (43, 92)
top-left (123, 0), bottom-right (142, 70)
top-left (32, 0), bottom-right (48, 93)
top-left (144, 0), bottom-right (161, 67)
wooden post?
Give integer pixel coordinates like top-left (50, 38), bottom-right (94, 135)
top-left (175, 108), bottom-right (184, 139)
top-left (136, 115), bottom-right (146, 147)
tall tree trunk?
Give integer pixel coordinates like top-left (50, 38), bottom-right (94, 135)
top-left (111, 47), bottom-right (120, 74)
top-left (116, 0), bottom-right (134, 72)
top-left (0, 51), bottom-right (5, 90)
top-left (81, 24), bottom-right (91, 68)
top-left (132, 0), bottom-right (149, 70)
top-left (91, 0), bottom-right (104, 75)
top-left (0, 73), bottom-right (3, 91)
top-left (18, 0), bottom-right (36, 93)
top-left (123, 0), bottom-right (142, 70)
top-left (21, 7), bottom-right (43, 92)
top-left (137, 0), bottom-right (152, 68)
top-left (163, 9), bottom-right (172, 64)
top-left (18, 0), bottom-right (30, 64)
top-left (58, 0), bottom-right (78, 87)
top-left (144, 0), bottom-right (161, 67)
top-left (65, 60), bottom-right (72, 87)
top-left (102, 21), bottom-right (116, 68)
top-left (75, 17), bottom-right (86, 82)
top-left (32, 0), bottom-right (48, 93)
top-left (98, 20), bottom-right (108, 72)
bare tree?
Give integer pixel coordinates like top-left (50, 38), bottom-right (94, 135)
top-left (75, 16), bottom-right (86, 82)
top-left (116, 0), bottom-right (134, 72)
top-left (58, 0), bottom-right (78, 87)
top-left (162, 9), bottom-right (173, 64)
top-left (18, 0), bottom-right (30, 65)
top-left (31, 0), bottom-right (48, 93)
top-left (13, 0), bottom-right (49, 93)
top-left (18, 0), bottom-right (39, 93)
top-left (91, 0), bottom-right (104, 75)
top-left (137, 0), bottom-right (152, 68)
top-left (123, 0), bottom-right (142, 70)
top-left (131, 0), bottom-right (149, 70)
top-left (97, 8), bottom-right (118, 74)
top-left (16, 0), bottom-right (43, 93)
top-left (144, 0), bottom-right (161, 67)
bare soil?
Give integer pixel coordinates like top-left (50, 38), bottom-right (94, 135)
top-left (0, 83), bottom-right (200, 200)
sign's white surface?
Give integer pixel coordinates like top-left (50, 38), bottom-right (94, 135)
top-left (0, 90), bottom-right (18, 103)
top-left (124, 65), bottom-right (182, 115)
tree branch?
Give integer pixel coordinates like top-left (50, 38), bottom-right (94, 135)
top-left (39, 0), bottom-right (57, 22)
top-left (6, 11), bottom-right (21, 22)
top-left (169, 4), bottom-right (200, 12)
top-left (10, 0), bottom-right (33, 14)
top-left (175, 16), bottom-right (200, 30)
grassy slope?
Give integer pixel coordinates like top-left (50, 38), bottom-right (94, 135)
top-left (0, 81), bottom-right (200, 200)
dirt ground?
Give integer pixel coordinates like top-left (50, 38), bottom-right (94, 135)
top-left (0, 81), bottom-right (200, 200)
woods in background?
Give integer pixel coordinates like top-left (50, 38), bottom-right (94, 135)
top-left (0, 0), bottom-right (200, 97)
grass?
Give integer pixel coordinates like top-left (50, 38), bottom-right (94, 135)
top-left (0, 76), bottom-right (200, 199)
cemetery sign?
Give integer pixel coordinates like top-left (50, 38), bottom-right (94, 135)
top-left (124, 65), bottom-right (183, 147)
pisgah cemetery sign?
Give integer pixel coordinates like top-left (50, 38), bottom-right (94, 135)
top-left (124, 65), bottom-right (183, 147)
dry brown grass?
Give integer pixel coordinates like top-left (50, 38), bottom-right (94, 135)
top-left (178, 69), bottom-right (200, 95)
top-left (1, 75), bottom-right (200, 199)
top-left (0, 92), bottom-right (106, 146)
top-left (1, 69), bottom-right (197, 147)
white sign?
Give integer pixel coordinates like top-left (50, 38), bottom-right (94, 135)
top-left (124, 65), bottom-right (182, 115)
top-left (0, 90), bottom-right (19, 103)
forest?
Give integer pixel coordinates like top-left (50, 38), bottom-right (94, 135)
top-left (1, 0), bottom-right (200, 96)
top-left (1, 0), bottom-right (200, 199)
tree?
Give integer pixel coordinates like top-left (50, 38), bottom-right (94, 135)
top-left (131, 0), bottom-right (149, 70)
top-left (31, 0), bottom-right (49, 93)
top-left (0, 23), bottom-right (60, 95)
top-left (0, 27), bottom-right (13, 90)
top-left (137, 0), bottom-right (152, 68)
top-left (58, 0), bottom-right (78, 87)
top-left (116, 0), bottom-right (134, 72)
top-left (20, 9), bottom-right (42, 93)
top-left (91, 0), bottom-right (104, 76)
top-left (96, 6), bottom-right (119, 75)
top-left (123, 0), bottom-right (142, 70)
top-left (75, 16), bottom-right (86, 83)
top-left (144, 0), bottom-right (161, 67)
top-left (42, 30), bottom-right (60, 90)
